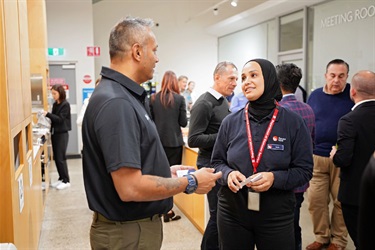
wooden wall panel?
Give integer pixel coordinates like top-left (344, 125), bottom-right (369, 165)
top-left (19, 0), bottom-right (32, 118)
top-left (27, 0), bottom-right (49, 110)
top-left (4, 0), bottom-right (24, 128)
top-left (0, 0), bottom-right (15, 243)
top-left (1, 0), bottom-right (48, 247)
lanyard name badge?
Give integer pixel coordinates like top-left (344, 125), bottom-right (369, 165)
top-left (244, 102), bottom-right (279, 211)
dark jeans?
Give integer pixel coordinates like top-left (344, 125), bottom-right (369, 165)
top-left (341, 203), bottom-right (358, 248)
top-left (294, 192), bottom-right (305, 250)
top-left (51, 132), bottom-right (70, 183)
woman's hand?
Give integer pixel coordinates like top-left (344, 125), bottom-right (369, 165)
top-left (227, 171), bottom-right (246, 193)
top-left (43, 110), bottom-right (48, 116)
top-left (247, 172), bottom-right (274, 192)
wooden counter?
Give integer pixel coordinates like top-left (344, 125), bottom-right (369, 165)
top-left (173, 146), bottom-right (207, 234)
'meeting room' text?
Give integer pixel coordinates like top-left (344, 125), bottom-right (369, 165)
top-left (321, 5), bottom-right (374, 28)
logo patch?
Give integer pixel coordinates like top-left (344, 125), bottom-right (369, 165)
top-left (272, 136), bottom-right (286, 142)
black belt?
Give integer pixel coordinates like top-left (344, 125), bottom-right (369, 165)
top-left (93, 212), bottom-right (161, 224)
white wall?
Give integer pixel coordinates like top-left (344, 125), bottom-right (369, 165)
top-left (311, 0), bottom-right (375, 89)
top-left (92, 1), bottom-right (219, 98)
top-left (45, 0), bottom-right (95, 150)
top-left (218, 20), bottom-right (277, 94)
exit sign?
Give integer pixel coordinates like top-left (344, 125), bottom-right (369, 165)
top-left (87, 46), bottom-right (100, 56)
top-left (48, 48), bottom-right (65, 56)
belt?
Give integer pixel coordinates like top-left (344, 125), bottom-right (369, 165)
top-left (94, 212), bottom-right (161, 225)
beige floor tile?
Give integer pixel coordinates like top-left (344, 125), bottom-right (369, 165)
top-left (38, 159), bottom-right (355, 250)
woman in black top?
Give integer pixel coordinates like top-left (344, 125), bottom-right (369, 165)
top-left (44, 84), bottom-right (71, 190)
top-left (150, 70), bottom-right (188, 222)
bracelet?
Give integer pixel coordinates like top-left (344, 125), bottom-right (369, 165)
top-left (191, 174), bottom-right (198, 186)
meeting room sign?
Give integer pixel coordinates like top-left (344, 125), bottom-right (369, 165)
top-left (320, 4), bottom-right (374, 28)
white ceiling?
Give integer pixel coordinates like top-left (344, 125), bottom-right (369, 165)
top-left (92, 0), bottom-right (327, 37)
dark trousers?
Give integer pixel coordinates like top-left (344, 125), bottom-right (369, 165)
top-left (163, 146), bottom-right (183, 165)
top-left (217, 187), bottom-right (295, 250)
top-left (163, 146), bottom-right (183, 218)
top-left (197, 161), bottom-right (220, 250)
top-left (294, 192), bottom-right (305, 250)
top-left (341, 203), bottom-right (358, 248)
top-left (51, 132), bottom-right (70, 183)
top-left (90, 212), bottom-right (162, 250)
top-left (201, 182), bottom-right (220, 250)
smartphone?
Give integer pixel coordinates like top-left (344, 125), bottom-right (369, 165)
top-left (239, 173), bottom-right (263, 188)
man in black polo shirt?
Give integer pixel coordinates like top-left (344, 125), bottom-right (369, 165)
top-left (188, 61), bottom-right (238, 250)
top-left (82, 17), bottom-right (222, 250)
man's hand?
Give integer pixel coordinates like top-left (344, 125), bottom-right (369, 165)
top-left (330, 145), bottom-right (337, 159)
top-left (170, 165), bottom-right (196, 178)
top-left (193, 168), bottom-right (222, 194)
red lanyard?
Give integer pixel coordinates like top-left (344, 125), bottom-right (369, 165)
top-left (244, 102), bottom-right (279, 173)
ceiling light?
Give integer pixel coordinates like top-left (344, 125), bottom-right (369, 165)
top-left (213, 8), bottom-right (219, 16)
top-left (231, 0), bottom-right (238, 7)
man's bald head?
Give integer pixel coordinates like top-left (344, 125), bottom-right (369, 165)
top-left (351, 70), bottom-right (375, 101)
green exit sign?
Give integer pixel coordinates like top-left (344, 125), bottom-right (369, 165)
top-left (48, 48), bottom-right (65, 56)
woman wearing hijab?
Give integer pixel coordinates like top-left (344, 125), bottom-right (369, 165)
top-left (211, 59), bottom-right (313, 249)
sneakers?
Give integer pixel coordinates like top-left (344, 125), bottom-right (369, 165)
top-left (41, 182), bottom-right (46, 191)
top-left (51, 180), bottom-right (62, 188)
top-left (56, 182), bottom-right (71, 190)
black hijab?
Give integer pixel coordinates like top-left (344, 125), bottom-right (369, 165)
top-left (245, 58), bottom-right (282, 120)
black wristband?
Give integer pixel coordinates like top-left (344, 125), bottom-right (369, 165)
top-left (191, 174), bottom-right (198, 186)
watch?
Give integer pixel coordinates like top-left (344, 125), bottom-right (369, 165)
top-left (184, 174), bottom-right (198, 194)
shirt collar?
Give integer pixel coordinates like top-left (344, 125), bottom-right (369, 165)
top-left (100, 66), bottom-right (147, 100)
top-left (352, 99), bottom-right (375, 110)
top-left (208, 87), bottom-right (223, 100)
top-left (282, 93), bottom-right (295, 98)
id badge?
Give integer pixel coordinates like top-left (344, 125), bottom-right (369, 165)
top-left (248, 191), bottom-right (260, 211)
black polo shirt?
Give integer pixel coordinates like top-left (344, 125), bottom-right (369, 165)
top-left (82, 67), bottom-right (172, 221)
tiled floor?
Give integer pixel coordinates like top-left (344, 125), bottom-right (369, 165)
top-left (38, 159), bottom-right (355, 249)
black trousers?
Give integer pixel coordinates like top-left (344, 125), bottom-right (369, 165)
top-left (163, 146), bottom-right (183, 166)
top-left (294, 192), bottom-right (305, 250)
top-left (51, 132), bottom-right (70, 183)
top-left (201, 182), bottom-right (220, 250)
top-left (197, 162), bottom-right (220, 250)
top-left (217, 187), bottom-right (295, 250)
top-left (341, 203), bottom-right (358, 248)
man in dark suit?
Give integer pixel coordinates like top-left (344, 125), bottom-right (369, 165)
top-left (330, 70), bottom-right (375, 248)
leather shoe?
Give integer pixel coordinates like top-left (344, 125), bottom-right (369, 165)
top-left (327, 243), bottom-right (344, 250)
top-left (306, 241), bottom-right (329, 250)
top-left (163, 210), bottom-right (181, 222)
